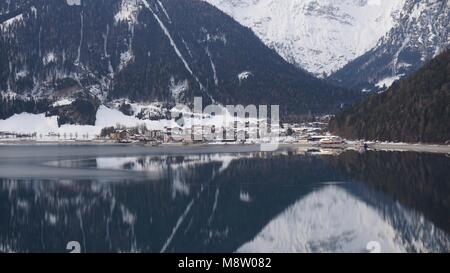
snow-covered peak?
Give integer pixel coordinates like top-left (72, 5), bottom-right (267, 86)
top-left (204, 0), bottom-right (406, 77)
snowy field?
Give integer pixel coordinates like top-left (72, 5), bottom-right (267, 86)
top-left (0, 106), bottom-right (173, 140)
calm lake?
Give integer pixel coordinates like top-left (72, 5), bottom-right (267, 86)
top-left (0, 145), bottom-right (449, 253)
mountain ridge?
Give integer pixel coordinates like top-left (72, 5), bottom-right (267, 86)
top-left (0, 0), bottom-right (358, 125)
top-left (330, 49), bottom-right (450, 144)
top-left (330, 0), bottom-right (450, 92)
top-left (203, 0), bottom-right (406, 77)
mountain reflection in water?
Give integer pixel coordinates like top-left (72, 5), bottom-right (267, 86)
top-left (0, 147), bottom-right (449, 253)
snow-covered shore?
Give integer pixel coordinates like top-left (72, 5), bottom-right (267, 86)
top-left (0, 105), bottom-right (174, 140)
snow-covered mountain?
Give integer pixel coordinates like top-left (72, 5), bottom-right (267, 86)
top-left (330, 0), bottom-right (450, 91)
top-left (0, 0), bottom-right (357, 126)
top-left (203, 0), bottom-right (406, 77)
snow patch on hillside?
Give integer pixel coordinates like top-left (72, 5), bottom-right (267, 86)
top-left (96, 105), bottom-right (172, 130)
top-left (16, 69), bottom-right (29, 80)
top-left (114, 0), bottom-right (141, 24)
top-left (52, 98), bottom-right (74, 107)
top-left (66, 0), bottom-right (81, 6)
top-left (205, 48), bottom-right (219, 87)
top-left (238, 71), bottom-right (253, 83)
top-left (239, 192), bottom-right (252, 203)
top-left (157, 0), bottom-right (172, 23)
top-left (169, 77), bottom-right (189, 102)
top-left (119, 50), bottom-right (134, 71)
top-left (43, 52), bottom-right (57, 65)
top-left (375, 75), bottom-right (403, 89)
top-left (0, 14), bottom-right (23, 30)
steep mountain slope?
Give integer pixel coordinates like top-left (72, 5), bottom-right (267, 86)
top-left (203, 0), bottom-right (405, 77)
top-left (330, 0), bottom-right (450, 92)
top-left (0, 0), bottom-right (356, 125)
top-left (329, 50), bottom-right (450, 144)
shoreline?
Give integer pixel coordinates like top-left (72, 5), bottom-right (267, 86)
top-left (0, 141), bottom-right (449, 155)
top-left (369, 143), bottom-right (450, 154)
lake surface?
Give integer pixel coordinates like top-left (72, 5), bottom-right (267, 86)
top-left (0, 145), bottom-right (449, 253)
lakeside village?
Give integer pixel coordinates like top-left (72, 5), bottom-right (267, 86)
top-left (0, 116), bottom-right (351, 148)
